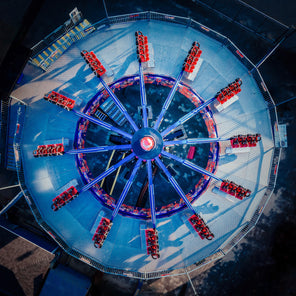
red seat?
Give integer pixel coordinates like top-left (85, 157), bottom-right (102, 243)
top-left (66, 99), bottom-right (75, 110)
top-left (51, 186), bottom-right (78, 211)
top-left (216, 78), bottom-right (242, 104)
top-left (220, 180), bottom-right (251, 200)
top-left (145, 228), bottom-right (160, 259)
top-left (44, 91), bottom-right (76, 111)
top-left (136, 32), bottom-right (150, 62)
top-left (220, 180), bottom-right (229, 192)
top-left (184, 42), bottom-right (202, 73)
top-left (135, 31), bottom-right (143, 36)
top-left (92, 218), bottom-right (112, 248)
top-left (188, 214), bottom-right (214, 240)
top-left (67, 186), bottom-right (78, 197)
top-left (238, 135), bottom-right (248, 147)
top-left (80, 50), bottom-right (106, 77)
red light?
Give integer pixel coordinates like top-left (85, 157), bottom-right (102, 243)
top-left (140, 136), bottom-right (155, 151)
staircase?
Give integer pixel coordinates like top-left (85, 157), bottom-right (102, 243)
top-left (99, 97), bottom-right (127, 126)
top-left (94, 109), bottom-right (107, 121)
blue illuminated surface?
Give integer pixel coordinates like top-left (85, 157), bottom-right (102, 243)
top-left (12, 19), bottom-right (275, 276)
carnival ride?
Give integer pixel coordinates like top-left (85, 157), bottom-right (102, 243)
top-left (11, 13), bottom-right (276, 278)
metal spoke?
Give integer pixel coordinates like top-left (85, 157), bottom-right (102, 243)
top-left (154, 71), bottom-right (183, 130)
top-left (155, 157), bottom-right (196, 214)
top-left (111, 159), bottom-right (142, 220)
top-left (67, 145), bottom-right (131, 154)
top-left (161, 96), bottom-right (216, 137)
top-left (73, 110), bottom-right (132, 139)
top-left (164, 137), bottom-right (230, 146)
top-left (161, 150), bottom-right (222, 181)
top-left (80, 152), bottom-right (136, 192)
top-left (147, 160), bottom-right (156, 228)
top-left (139, 63), bottom-right (148, 128)
top-left (99, 77), bottom-right (139, 131)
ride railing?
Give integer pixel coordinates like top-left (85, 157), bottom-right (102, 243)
top-left (12, 105), bottom-right (69, 249)
top-left (30, 19), bottom-right (95, 71)
top-left (22, 11), bottom-right (282, 279)
top-left (30, 24), bottom-right (70, 58)
top-left (0, 99), bottom-right (10, 167)
top-left (92, 11), bottom-right (262, 73)
top-left (30, 17), bottom-right (94, 58)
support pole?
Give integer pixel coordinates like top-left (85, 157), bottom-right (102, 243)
top-left (154, 71), bottom-right (183, 130)
top-left (99, 77), bottom-right (139, 131)
top-left (0, 184), bottom-right (20, 191)
top-left (185, 268), bottom-right (198, 296)
top-left (147, 160), bottom-right (156, 228)
top-left (274, 96), bottom-right (296, 107)
top-left (110, 153), bottom-right (126, 195)
top-left (80, 152), bottom-right (135, 192)
top-left (101, 150), bottom-right (115, 188)
top-left (0, 191), bottom-right (23, 216)
top-left (111, 159), bottom-right (142, 220)
top-left (102, 0), bottom-right (109, 18)
top-left (67, 145), bottom-right (131, 154)
top-left (161, 96), bottom-right (215, 137)
top-left (254, 26), bottom-right (295, 70)
top-left (164, 137), bottom-right (230, 146)
top-left (73, 110), bottom-right (132, 139)
top-left (155, 157), bottom-right (196, 214)
top-left (139, 62), bottom-right (148, 128)
top-left (161, 150), bottom-right (222, 181)
top-left (10, 96), bottom-right (28, 106)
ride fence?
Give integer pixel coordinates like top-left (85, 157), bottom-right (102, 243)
top-left (0, 99), bottom-right (10, 168)
top-left (30, 19), bottom-right (95, 71)
top-left (21, 11), bottom-right (282, 279)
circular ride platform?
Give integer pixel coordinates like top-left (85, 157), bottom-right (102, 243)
top-left (13, 13), bottom-right (277, 278)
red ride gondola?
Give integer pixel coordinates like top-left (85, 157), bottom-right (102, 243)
top-left (230, 133), bottom-right (261, 148)
top-left (135, 31), bottom-right (149, 62)
top-left (188, 214), bottom-right (214, 240)
top-left (220, 180), bottom-right (251, 200)
top-left (183, 41), bottom-right (202, 73)
top-left (145, 228), bottom-right (160, 259)
top-left (51, 186), bottom-right (78, 211)
top-left (92, 218), bottom-right (113, 248)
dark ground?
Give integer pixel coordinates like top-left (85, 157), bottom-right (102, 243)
top-left (0, 0), bottom-right (296, 295)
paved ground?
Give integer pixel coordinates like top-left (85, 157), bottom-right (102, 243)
top-left (0, 0), bottom-right (295, 295)
top-left (0, 227), bottom-right (54, 296)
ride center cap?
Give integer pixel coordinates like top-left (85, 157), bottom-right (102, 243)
top-left (140, 136), bottom-right (155, 151)
top-left (132, 128), bottom-right (163, 160)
